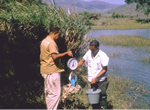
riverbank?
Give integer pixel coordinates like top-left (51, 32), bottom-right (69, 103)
top-left (57, 72), bottom-right (150, 109)
top-left (83, 29), bottom-right (150, 109)
top-left (90, 15), bottom-right (150, 30)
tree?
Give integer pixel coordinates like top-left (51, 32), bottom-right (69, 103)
top-left (125, 0), bottom-right (150, 22)
top-left (112, 12), bottom-right (116, 18)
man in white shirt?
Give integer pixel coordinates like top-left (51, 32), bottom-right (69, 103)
top-left (72, 40), bottom-right (109, 109)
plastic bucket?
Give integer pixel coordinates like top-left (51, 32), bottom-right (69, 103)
top-left (86, 89), bottom-right (101, 104)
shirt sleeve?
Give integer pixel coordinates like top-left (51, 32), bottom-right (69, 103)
top-left (83, 50), bottom-right (90, 61)
top-left (101, 52), bottom-right (109, 67)
top-left (48, 41), bottom-right (59, 54)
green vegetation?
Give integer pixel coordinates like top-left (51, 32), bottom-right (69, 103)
top-left (91, 15), bottom-right (150, 30)
top-left (111, 12), bottom-right (127, 18)
top-left (97, 35), bottom-right (150, 47)
top-left (125, 0), bottom-right (150, 22)
top-left (140, 56), bottom-right (150, 65)
top-left (0, 0), bottom-right (89, 108)
top-left (78, 11), bottom-right (102, 27)
top-left (97, 35), bottom-right (150, 64)
top-left (79, 11), bottom-right (101, 20)
top-left (58, 72), bottom-right (150, 109)
top-left (107, 74), bottom-right (149, 109)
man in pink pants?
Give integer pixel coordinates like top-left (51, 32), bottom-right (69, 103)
top-left (40, 26), bottom-right (73, 109)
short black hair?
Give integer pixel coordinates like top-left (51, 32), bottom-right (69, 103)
top-left (90, 40), bottom-right (100, 48)
top-left (49, 26), bottom-right (60, 33)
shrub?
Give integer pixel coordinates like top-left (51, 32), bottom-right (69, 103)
top-left (0, 0), bottom-right (90, 108)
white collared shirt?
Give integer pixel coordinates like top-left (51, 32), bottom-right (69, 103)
top-left (83, 49), bottom-right (109, 82)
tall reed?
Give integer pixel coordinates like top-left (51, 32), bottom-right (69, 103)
top-left (0, 0), bottom-right (90, 108)
top-left (97, 35), bottom-right (150, 47)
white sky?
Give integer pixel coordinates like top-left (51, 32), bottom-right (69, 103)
top-left (83, 0), bottom-right (126, 4)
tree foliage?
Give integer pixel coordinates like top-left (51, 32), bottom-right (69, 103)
top-left (0, 0), bottom-right (90, 108)
top-left (111, 12), bottom-right (127, 18)
top-left (125, 0), bottom-right (150, 19)
top-left (79, 11), bottom-right (101, 26)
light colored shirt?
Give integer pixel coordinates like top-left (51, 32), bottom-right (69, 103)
top-left (40, 36), bottom-right (64, 74)
top-left (83, 49), bottom-right (109, 82)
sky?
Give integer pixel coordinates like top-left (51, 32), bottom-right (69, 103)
top-left (83, 0), bottom-right (126, 5)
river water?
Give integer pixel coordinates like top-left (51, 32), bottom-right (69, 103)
top-left (87, 29), bottom-right (150, 107)
top-left (87, 29), bottom-right (150, 38)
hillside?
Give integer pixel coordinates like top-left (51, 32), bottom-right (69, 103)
top-left (43, 0), bottom-right (121, 13)
top-left (105, 3), bottom-right (144, 15)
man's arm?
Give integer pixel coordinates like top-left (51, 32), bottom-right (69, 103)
top-left (51, 51), bottom-right (73, 61)
top-left (77, 58), bottom-right (85, 68)
top-left (91, 66), bottom-right (108, 84)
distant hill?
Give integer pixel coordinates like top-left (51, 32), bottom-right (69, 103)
top-left (43, 0), bottom-right (121, 13)
top-left (105, 3), bottom-right (144, 15)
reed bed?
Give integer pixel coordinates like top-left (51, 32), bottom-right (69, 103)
top-left (107, 74), bottom-right (149, 109)
top-left (140, 56), bottom-right (150, 64)
top-left (91, 18), bottom-right (150, 30)
top-left (97, 35), bottom-right (150, 47)
top-left (97, 35), bottom-right (150, 64)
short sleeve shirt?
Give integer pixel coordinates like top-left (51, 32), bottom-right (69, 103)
top-left (40, 36), bottom-right (64, 74)
top-left (83, 49), bottom-right (109, 82)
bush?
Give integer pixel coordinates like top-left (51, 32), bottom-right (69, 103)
top-left (79, 11), bottom-right (101, 26)
top-left (0, 0), bottom-right (90, 108)
top-left (111, 12), bottom-right (127, 18)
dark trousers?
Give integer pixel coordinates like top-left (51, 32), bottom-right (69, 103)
top-left (91, 78), bottom-right (109, 109)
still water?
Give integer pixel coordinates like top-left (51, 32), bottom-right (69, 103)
top-left (87, 29), bottom-right (150, 106)
top-left (88, 29), bottom-right (150, 38)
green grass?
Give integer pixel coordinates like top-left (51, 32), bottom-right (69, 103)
top-left (107, 74), bottom-right (149, 109)
top-left (58, 72), bottom-right (150, 109)
top-left (97, 35), bottom-right (150, 47)
top-left (91, 17), bottom-right (150, 30)
top-left (97, 35), bottom-right (150, 64)
top-left (140, 56), bottom-right (150, 65)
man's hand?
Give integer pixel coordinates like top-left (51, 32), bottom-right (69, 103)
top-left (67, 51), bottom-right (73, 57)
top-left (91, 77), bottom-right (97, 84)
top-left (51, 51), bottom-right (73, 61)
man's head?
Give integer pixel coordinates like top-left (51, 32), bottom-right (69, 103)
top-left (49, 26), bottom-right (61, 40)
top-left (90, 40), bottom-right (100, 56)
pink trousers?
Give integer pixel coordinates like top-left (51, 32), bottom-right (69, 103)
top-left (42, 73), bottom-right (61, 110)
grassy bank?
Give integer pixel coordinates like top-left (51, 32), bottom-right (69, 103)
top-left (18, 72), bottom-right (150, 109)
top-left (107, 74), bottom-right (149, 109)
top-left (57, 72), bottom-right (150, 109)
top-left (91, 16), bottom-right (150, 30)
top-left (97, 35), bottom-right (150, 47)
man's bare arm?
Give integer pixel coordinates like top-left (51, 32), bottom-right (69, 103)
top-left (51, 51), bottom-right (73, 61)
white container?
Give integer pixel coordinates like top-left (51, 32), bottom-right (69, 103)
top-left (86, 89), bottom-right (101, 104)
top-left (68, 72), bottom-right (77, 81)
top-left (67, 58), bottom-right (78, 70)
